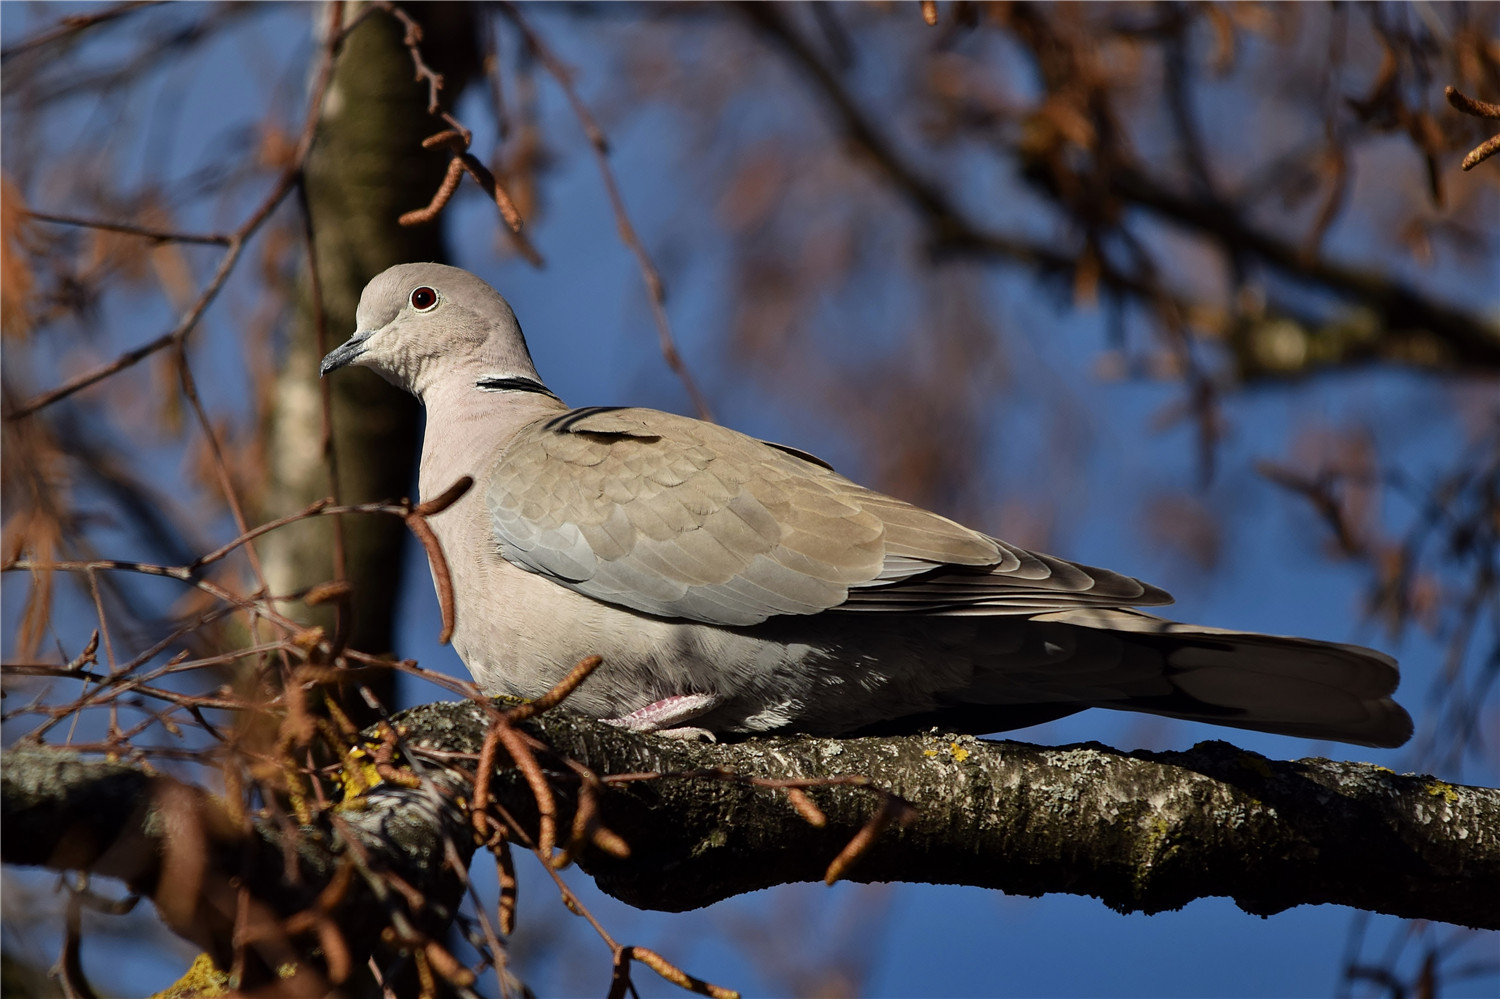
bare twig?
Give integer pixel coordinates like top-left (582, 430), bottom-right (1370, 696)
top-left (738, 4), bottom-right (1500, 371)
top-left (0, 0), bottom-right (161, 61)
top-left (297, 177), bottom-right (350, 657)
top-left (57, 886), bottom-right (100, 999)
top-left (24, 211), bottom-right (232, 245)
top-left (374, 4), bottom-right (544, 266)
top-left (503, 654), bottom-right (603, 722)
top-left (9, 2), bottom-right (351, 421)
top-left (500, 2), bottom-right (715, 420)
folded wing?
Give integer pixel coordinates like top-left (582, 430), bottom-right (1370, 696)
top-left (485, 407), bottom-right (1172, 626)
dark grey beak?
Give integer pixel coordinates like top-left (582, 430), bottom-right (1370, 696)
top-left (319, 331), bottom-right (374, 376)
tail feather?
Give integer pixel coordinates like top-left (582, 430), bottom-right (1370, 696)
top-left (1029, 608), bottom-right (1412, 748)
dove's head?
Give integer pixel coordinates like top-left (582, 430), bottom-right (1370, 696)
top-left (320, 263), bottom-right (542, 398)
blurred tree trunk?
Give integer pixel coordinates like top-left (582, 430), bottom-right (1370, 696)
top-left (260, 2), bottom-right (483, 727)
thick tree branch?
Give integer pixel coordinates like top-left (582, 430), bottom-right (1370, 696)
top-left (1, 746), bottom-right (473, 992)
top-left (5, 704), bottom-right (1496, 984)
top-left (390, 703), bottom-right (1499, 928)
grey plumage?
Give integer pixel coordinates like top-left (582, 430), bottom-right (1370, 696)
top-left (321, 263), bottom-right (1412, 748)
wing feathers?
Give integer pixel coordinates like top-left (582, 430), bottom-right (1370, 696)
top-left (485, 408), bottom-right (1173, 626)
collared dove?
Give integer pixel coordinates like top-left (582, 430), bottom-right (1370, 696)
top-left (320, 263), bottom-right (1411, 747)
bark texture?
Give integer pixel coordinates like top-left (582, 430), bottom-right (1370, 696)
top-left (5, 708), bottom-right (1497, 956)
top-left (1, 745), bottom-right (473, 995)
top-left (391, 702), bottom-right (1500, 927)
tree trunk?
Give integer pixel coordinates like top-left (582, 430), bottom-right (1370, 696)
top-left (259, 2), bottom-right (483, 725)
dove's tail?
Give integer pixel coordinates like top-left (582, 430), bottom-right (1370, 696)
top-left (858, 607), bottom-right (1413, 747)
top-left (1027, 608), bottom-right (1411, 747)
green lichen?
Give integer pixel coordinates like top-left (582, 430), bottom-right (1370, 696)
top-left (1425, 781), bottom-right (1460, 804)
top-left (1130, 812), bottom-right (1175, 898)
top-left (148, 953), bottom-right (230, 999)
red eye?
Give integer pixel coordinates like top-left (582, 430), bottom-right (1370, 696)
top-left (409, 286), bottom-right (438, 311)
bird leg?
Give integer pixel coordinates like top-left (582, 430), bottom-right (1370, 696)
top-left (603, 692), bottom-right (722, 740)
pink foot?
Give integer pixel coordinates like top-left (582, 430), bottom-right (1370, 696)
top-left (604, 692), bottom-right (721, 736)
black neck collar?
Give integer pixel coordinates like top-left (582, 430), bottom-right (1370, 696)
top-left (475, 375), bottom-right (557, 399)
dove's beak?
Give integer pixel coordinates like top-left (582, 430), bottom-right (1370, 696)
top-left (319, 330), bottom-right (374, 376)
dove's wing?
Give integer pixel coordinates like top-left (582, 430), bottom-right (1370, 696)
top-left (484, 407), bottom-right (1171, 627)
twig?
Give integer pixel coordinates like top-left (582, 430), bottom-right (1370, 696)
top-left (175, 338), bottom-right (275, 597)
top-left (738, 4), bottom-right (1500, 371)
top-left (1445, 86), bottom-right (1500, 171)
top-left (281, 861), bottom-right (356, 983)
top-left (24, 211), bottom-right (231, 245)
top-left (375, 1), bottom-right (445, 117)
top-left (374, 4), bottom-right (543, 265)
top-left (56, 884), bottom-right (100, 999)
top-left (500, 2), bottom-right (715, 421)
top-left (0, 0), bottom-right (160, 61)
top-left (530, 852), bottom-right (740, 999)
top-left (503, 655), bottom-right (603, 722)
top-left (8, 2), bottom-right (351, 421)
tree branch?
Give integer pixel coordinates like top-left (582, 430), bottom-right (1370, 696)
top-left (391, 703), bottom-right (1499, 928)
top-left (1107, 164), bottom-right (1500, 370)
top-left (5, 703), bottom-right (1496, 988)
top-left (1, 745), bottom-right (474, 993)
top-left (737, 4), bottom-right (1500, 374)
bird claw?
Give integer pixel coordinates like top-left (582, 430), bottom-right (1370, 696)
top-left (647, 726), bottom-right (718, 742)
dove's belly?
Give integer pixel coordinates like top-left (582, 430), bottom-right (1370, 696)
top-left (446, 553), bottom-right (830, 728)
top-left (437, 548), bottom-right (1060, 734)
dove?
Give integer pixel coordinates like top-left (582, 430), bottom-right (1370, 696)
top-left (320, 263), bottom-right (1411, 747)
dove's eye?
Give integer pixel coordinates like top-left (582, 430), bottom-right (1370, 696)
top-left (410, 287), bottom-right (438, 311)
